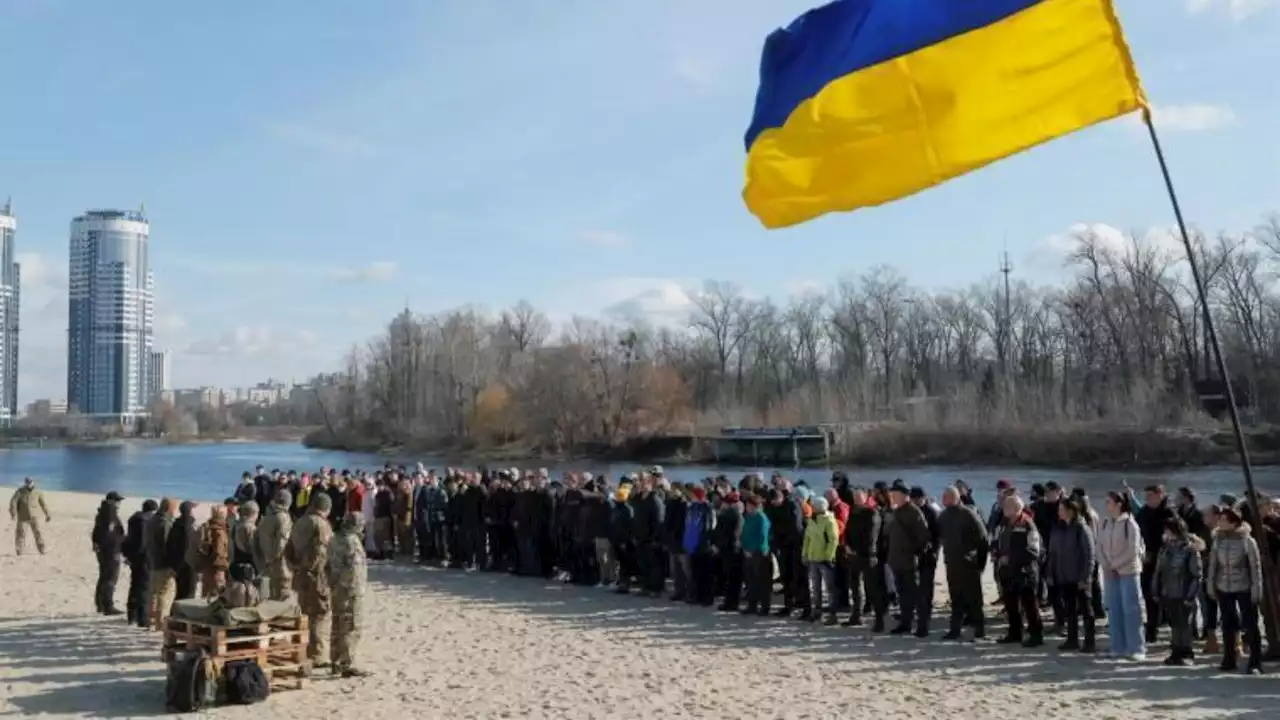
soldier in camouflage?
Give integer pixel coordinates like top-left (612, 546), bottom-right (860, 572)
top-left (288, 492), bottom-right (334, 668)
top-left (328, 513), bottom-right (371, 677)
top-left (255, 490), bottom-right (294, 601)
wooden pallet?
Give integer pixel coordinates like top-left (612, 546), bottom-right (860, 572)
top-left (163, 615), bottom-right (310, 692)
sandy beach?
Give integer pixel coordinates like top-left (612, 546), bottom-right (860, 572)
top-left (0, 486), bottom-right (1274, 719)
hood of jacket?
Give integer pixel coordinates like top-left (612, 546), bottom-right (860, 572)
top-left (1213, 522), bottom-right (1252, 540)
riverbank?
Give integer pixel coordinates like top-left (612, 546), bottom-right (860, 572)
top-left (0, 486), bottom-right (1269, 719)
top-left (0, 425), bottom-right (315, 450)
top-left (303, 423), bottom-right (1280, 470)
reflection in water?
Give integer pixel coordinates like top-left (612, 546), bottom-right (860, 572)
top-left (1, 441), bottom-right (1277, 509)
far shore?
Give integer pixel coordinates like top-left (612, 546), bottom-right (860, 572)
top-left (301, 422), bottom-right (1280, 471)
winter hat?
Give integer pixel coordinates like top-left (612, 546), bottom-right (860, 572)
top-left (796, 486), bottom-right (813, 502)
top-left (889, 480), bottom-right (909, 496)
top-left (996, 479), bottom-right (1013, 491)
top-left (908, 486), bottom-right (926, 501)
top-left (725, 492), bottom-right (741, 504)
top-left (812, 497), bottom-right (829, 513)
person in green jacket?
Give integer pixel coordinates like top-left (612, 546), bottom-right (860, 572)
top-left (802, 497), bottom-right (840, 624)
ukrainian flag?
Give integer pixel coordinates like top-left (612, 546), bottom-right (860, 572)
top-left (743, 0), bottom-right (1148, 229)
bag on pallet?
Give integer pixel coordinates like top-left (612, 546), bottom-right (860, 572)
top-left (165, 647), bottom-right (217, 713)
top-left (224, 660), bottom-right (271, 705)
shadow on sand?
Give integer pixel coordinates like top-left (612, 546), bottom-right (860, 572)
top-left (0, 616), bottom-right (169, 718)
top-left (370, 561), bottom-right (1280, 719)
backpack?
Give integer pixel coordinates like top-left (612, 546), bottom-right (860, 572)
top-left (186, 522), bottom-right (214, 572)
top-left (165, 647), bottom-right (218, 713)
top-left (223, 660), bottom-right (271, 705)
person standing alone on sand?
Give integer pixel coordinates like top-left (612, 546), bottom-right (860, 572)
top-left (91, 491), bottom-right (126, 615)
top-left (289, 493), bottom-right (334, 669)
top-left (9, 478), bottom-right (51, 555)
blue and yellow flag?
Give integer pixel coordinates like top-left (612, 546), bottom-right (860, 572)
top-left (743, 0), bottom-right (1148, 229)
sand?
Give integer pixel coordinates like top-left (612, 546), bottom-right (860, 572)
top-left (0, 487), bottom-right (1273, 719)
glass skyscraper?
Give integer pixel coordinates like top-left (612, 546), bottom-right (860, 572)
top-left (0, 198), bottom-right (19, 427)
top-left (67, 208), bottom-right (154, 422)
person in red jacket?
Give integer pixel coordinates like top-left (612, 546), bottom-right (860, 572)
top-left (347, 476), bottom-right (366, 517)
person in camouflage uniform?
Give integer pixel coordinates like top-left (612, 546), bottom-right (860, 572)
top-left (328, 513), bottom-right (372, 677)
top-left (9, 478), bottom-right (51, 555)
top-left (255, 490), bottom-right (294, 600)
top-left (288, 492), bottom-right (334, 668)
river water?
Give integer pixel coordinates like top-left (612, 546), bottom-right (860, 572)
top-left (2, 441), bottom-right (1279, 510)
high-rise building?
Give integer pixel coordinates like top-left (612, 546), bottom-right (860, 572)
top-left (67, 208), bottom-right (154, 423)
top-left (148, 348), bottom-right (171, 402)
top-left (0, 198), bottom-right (18, 427)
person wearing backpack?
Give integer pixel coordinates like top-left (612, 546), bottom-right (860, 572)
top-left (1096, 490), bottom-right (1146, 661)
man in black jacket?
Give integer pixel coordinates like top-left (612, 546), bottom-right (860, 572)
top-left (841, 487), bottom-right (882, 629)
top-left (1032, 481), bottom-right (1063, 628)
top-left (664, 487), bottom-right (689, 601)
top-left (632, 478), bottom-right (667, 597)
top-left (766, 484), bottom-right (806, 618)
top-left (92, 492), bottom-right (127, 616)
top-left (938, 487), bottom-right (988, 640)
top-left (122, 498), bottom-right (158, 627)
top-left (910, 487), bottom-right (942, 637)
top-left (1135, 484), bottom-right (1175, 643)
top-left (166, 501), bottom-right (198, 600)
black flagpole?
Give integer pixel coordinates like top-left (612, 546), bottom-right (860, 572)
top-left (1143, 108), bottom-right (1279, 655)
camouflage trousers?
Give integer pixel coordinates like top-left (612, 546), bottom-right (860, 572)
top-left (330, 591), bottom-right (363, 671)
top-left (295, 580), bottom-right (331, 665)
top-left (147, 568), bottom-right (176, 631)
top-left (265, 563), bottom-right (293, 601)
top-left (14, 520), bottom-right (46, 555)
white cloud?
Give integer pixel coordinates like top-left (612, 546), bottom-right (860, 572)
top-left (15, 251), bottom-right (66, 291)
top-left (332, 261), bottom-right (397, 281)
top-left (1042, 222), bottom-right (1190, 261)
top-left (261, 121), bottom-right (378, 159)
top-left (1186, 0), bottom-right (1274, 21)
top-left (156, 312), bottom-right (188, 333)
top-left (554, 276), bottom-right (695, 328)
top-left (184, 325), bottom-right (319, 358)
top-left (577, 230), bottom-right (629, 248)
top-left (1147, 104), bottom-right (1236, 133)
top-left (786, 279), bottom-right (824, 297)
top-left (172, 258), bottom-right (397, 282)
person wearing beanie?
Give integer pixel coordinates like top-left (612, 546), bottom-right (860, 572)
top-left (802, 496), bottom-right (839, 625)
top-left (123, 498), bottom-right (159, 627)
top-left (713, 491), bottom-right (745, 612)
top-left (886, 480), bottom-right (930, 636)
top-left (909, 486), bottom-right (942, 637)
top-left (996, 494), bottom-right (1046, 648)
top-left (610, 486), bottom-right (636, 594)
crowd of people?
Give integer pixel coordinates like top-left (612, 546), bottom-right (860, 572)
top-left (73, 464), bottom-right (1280, 679)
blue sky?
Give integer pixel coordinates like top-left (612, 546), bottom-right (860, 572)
top-left (1, 0), bottom-right (1276, 403)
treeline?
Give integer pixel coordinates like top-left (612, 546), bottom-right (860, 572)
top-left (308, 215), bottom-right (1280, 466)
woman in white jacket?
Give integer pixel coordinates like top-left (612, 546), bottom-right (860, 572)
top-left (1095, 490), bottom-right (1146, 660)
